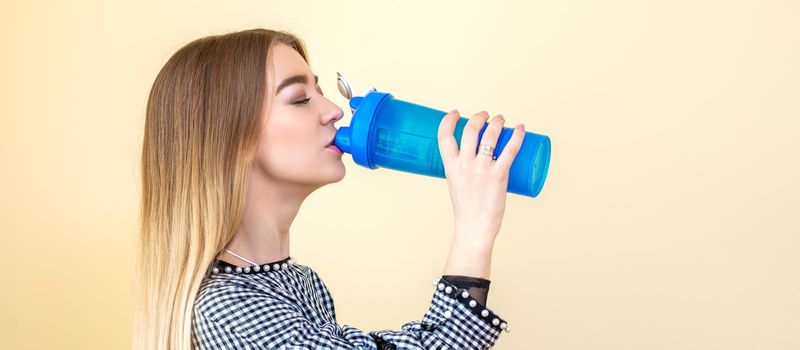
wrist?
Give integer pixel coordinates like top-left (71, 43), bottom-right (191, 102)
top-left (453, 223), bottom-right (498, 248)
top-left (443, 237), bottom-right (494, 279)
top-left (451, 235), bottom-right (495, 252)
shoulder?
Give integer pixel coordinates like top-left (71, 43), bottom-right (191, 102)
top-left (193, 263), bottom-right (316, 317)
top-left (295, 264), bottom-right (330, 290)
top-left (194, 274), bottom-right (288, 318)
top-left (290, 262), bottom-right (328, 289)
top-left (194, 275), bottom-right (255, 316)
top-left (191, 273), bottom-right (309, 348)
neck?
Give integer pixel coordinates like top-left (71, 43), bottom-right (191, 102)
top-left (221, 171), bottom-right (317, 266)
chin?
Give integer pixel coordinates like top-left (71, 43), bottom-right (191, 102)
top-left (310, 161), bottom-right (345, 188)
top-left (306, 151), bottom-right (346, 187)
top-left (327, 163), bottom-right (346, 183)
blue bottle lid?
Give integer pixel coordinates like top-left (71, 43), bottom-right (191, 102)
top-left (334, 89), bottom-right (390, 169)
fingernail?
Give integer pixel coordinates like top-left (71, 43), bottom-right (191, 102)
top-left (516, 123), bottom-right (524, 131)
top-left (450, 109), bottom-right (459, 115)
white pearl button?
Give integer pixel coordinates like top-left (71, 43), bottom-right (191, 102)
top-left (244, 267), bottom-right (251, 273)
top-left (253, 265), bottom-right (260, 272)
top-left (443, 310), bottom-right (452, 318)
top-left (469, 300), bottom-right (477, 308)
top-left (437, 283), bottom-right (445, 291)
top-left (263, 264), bottom-right (270, 271)
top-left (481, 310), bottom-right (489, 317)
top-left (225, 266), bottom-right (232, 273)
top-left (235, 267), bottom-right (242, 273)
top-left (273, 263), bottom-right (280, 270)
top-left (432, 279), bottom-right (439, 286)
top-left (492, 318), bottom-right (500, 326)
top-left (461, 290), bottom-right (469, 298)
top-left (282, 263), bottom-right (288, 269)
top-left (445, 286), bottom-right (453, 294)
top-left (212, 267), bottom-right (219, 274)
top-left (500, 322), bottom-right (508, 330)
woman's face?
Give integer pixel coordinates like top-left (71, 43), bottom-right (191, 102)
top-left (253, 42), bottom-right (346, 193)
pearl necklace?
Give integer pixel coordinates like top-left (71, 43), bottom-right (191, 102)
top-left (211, 249), bottom-right (294, 275)
top-left (225, 248), bottom-right (259, 266)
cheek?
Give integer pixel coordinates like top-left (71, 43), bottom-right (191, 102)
top-left (262, 113), bottom-right (311, 149)
top-left (254, 117), bottom-right (320, 173)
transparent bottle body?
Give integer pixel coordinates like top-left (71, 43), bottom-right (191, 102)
top-left (366, 98), bottom-right (550, 197)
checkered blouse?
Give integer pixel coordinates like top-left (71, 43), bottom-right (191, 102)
top-left (192, 256), bottom-right (510, 349)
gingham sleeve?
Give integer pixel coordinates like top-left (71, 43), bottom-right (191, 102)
top-left (441, 275), bottom-right (491, 307)
top-left (193, 277), bottom-right (509, 350)
top-left (370, 277), bottom-right (508, 349)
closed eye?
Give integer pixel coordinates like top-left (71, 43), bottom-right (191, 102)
top-left (293, 98), bottom-right (311, 105)
top-left (292, 84), bottom-right (322, 106)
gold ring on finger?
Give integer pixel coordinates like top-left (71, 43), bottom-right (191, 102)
top-left (478, 144), bottom-right (496, 160)
top-left (478, 143), bottom-right (495, 153)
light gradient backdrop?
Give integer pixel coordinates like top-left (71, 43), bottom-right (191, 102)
top-left (1, 1), bottom-right (798, 349)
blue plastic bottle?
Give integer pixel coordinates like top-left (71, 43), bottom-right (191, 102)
top-left (333, 88), bottom-right (551, 198)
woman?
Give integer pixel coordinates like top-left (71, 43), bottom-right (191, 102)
top-left (135, 28), bottom-right (525, 349)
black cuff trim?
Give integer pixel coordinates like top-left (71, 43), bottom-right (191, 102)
top-left (442, 275), bottom-right (491, 288)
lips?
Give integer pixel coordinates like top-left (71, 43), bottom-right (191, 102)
top-left (326, 144), bottom-right (343, 155)
top-left (326, 133), bottom-right (336, 147)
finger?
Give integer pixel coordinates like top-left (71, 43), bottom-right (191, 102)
top-left (460, 111), bottom-right (490, 161)
top-left (437, 109), bottom-right (460, 165)
top-left (495, 123), bottom-right (525, 172)
top-left (476, 114), bottom-right (505, 165)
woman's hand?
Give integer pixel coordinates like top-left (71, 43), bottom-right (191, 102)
top-left (437, 109), bottom-right (525, 278)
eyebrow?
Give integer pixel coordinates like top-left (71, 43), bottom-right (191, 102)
top-left (275, 74), bottom-right (319, 95)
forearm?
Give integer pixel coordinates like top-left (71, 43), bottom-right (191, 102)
top-left (442, 233), bottom-right (494, 280)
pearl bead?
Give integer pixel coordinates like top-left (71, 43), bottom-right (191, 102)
top-left (282, 263), bottom-right (288, 270)
top-left (469, 300), bottom-right (477, 308)
top-left (244, 267), bottom-right (251, 273)
top-left (437, 283), bottom-right (445, 291)
top-left (263, 264), bottom-right (270, 271)
top-left (445, 286), bottom-right (453, 294)
top-left (432, 279), bottom-right (439, 286)
top-left (461, 290), bottom-right (469, 298)
top-left (235, 267), bottom-right (242, 273)
top-left (481, 310), bottom-right (489, 317)
top-left (253, 265), bottom-right (260, 272)
top-left (492, 318), bottom-right (500, 326)
top-left (443, 310), bottom-right (452, 318)
top-left (212, 267), bottom-right (219, 274)
top-left (273, 263), bottom-right (280, 270)
top-left (225, 266), bottom-right (232, 273)
top-left (500, 322), bottom-right (508, 330)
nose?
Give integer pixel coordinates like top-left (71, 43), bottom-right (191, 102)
top-left (324, 106), bottom-right (344, 126)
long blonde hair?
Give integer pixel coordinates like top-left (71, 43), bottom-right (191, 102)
top-left (134, 28), bottom-right (309, 349)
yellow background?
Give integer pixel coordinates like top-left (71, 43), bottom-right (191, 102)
top-left (1, 1), bottom-right (798, 348)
